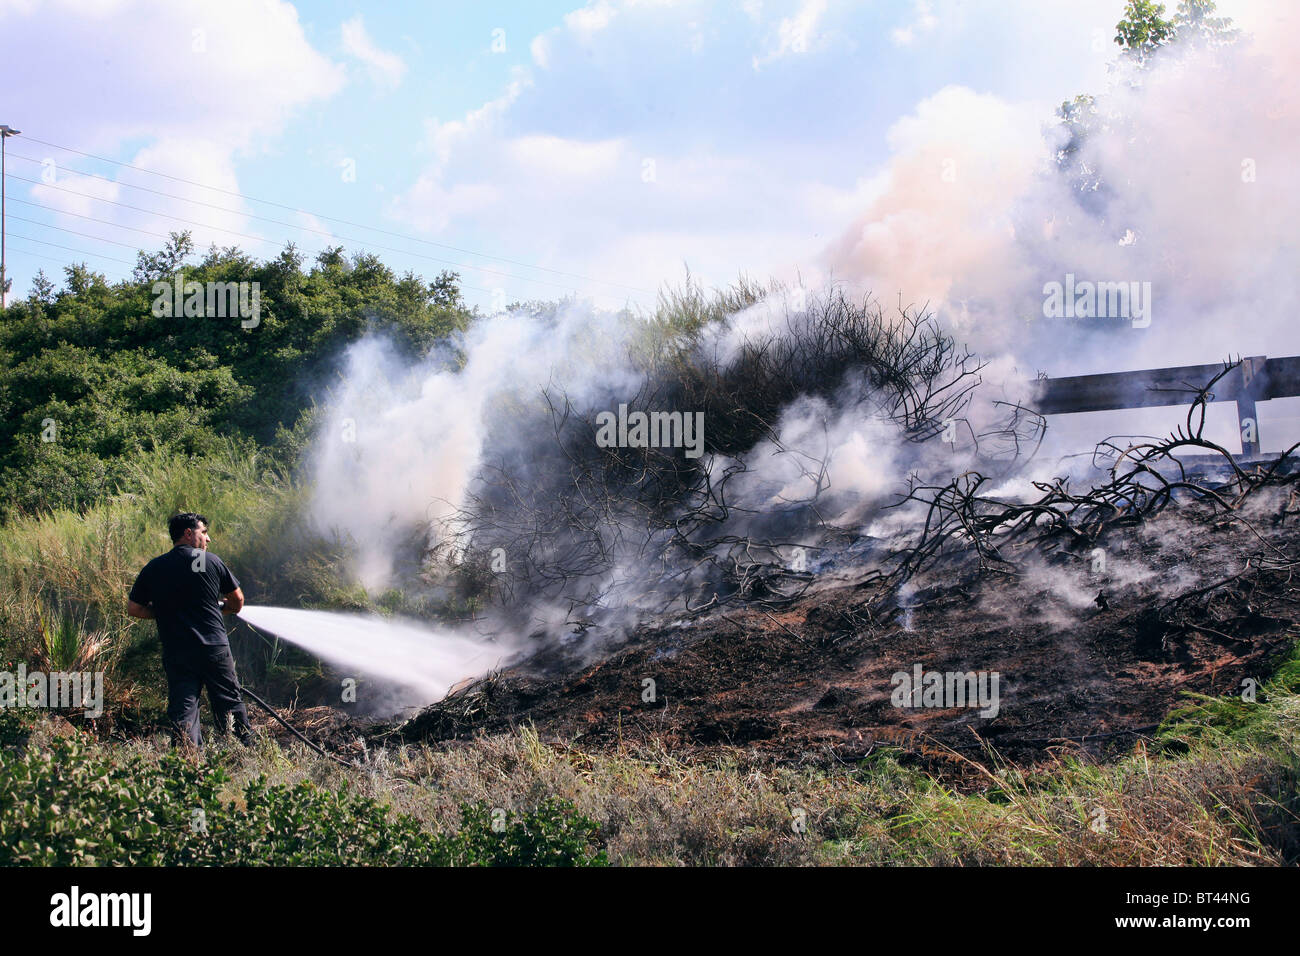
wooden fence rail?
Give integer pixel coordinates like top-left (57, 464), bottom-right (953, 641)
top-left (1030, 355), bottom-right (1300, 457)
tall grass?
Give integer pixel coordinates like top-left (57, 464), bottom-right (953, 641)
top-left (0, 437), bottom-right (357, 708)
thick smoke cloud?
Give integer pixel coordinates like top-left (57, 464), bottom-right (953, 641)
top-left (308, 306), bottom-right (642, 590)
top-left (307, 290), bottom-right (974, 609)
top-left (306, 3), bottom-right (1299, 635)
top-left (826, 9), bottom-right (1299, 371)
top-left (824, 10), bottom-right (1299, 457)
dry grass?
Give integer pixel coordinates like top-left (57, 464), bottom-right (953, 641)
top-left (33, 680), bottom-right (1291, 866)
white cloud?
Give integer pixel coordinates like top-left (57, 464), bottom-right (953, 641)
top-left (30, 170), bottom-right (122, 221)
top-left (341, 14), bottom-right (407, 89)
top-left (391, 1), bottom-right (858, 305)
top-left (891, 0), bottom-right (938, 48)
top-left (0, 0), bottom-right (344, 264)
top-left (397, 177), bottom-right (502, 235)
top-left (565, 0), bottom-right (616, 36)
top-left (0, 0), bottom-right (344, 148)
top-left (530, 33), bottom-right (551, 68)
top-left (386, 0), bottom-right (1121, 311)
top-left (752, 0), bottom-right (827, 69)
top-left (507, 135), bottom-right (623, 177)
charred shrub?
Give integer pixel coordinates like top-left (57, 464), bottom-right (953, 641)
top-left (440, 286), bottom-right (982, 619)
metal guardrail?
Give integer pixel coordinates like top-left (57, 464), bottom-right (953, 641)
top-left (1031, 355), bottom-right (1300, 457)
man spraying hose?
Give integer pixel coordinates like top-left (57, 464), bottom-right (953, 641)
top-left (126, 512), bottom-right (253, 750)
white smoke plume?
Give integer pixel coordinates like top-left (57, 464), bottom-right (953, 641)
top-left (300, 1), bottom-right (1299, 651)
top-left (309, 306), bottom-right (642, 591)
top-left (822, 7), bottom-right (1300, 459)
top-left (306, 288), bottom-right (978, 613)
top-left (825, 8), bottom-right (1300, 370)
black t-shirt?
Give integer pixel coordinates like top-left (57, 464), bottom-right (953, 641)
top-left (129, 546), bottom-right (240, 648)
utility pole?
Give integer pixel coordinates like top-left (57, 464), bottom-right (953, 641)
top-left (0, 125), bottom-right (21, 311)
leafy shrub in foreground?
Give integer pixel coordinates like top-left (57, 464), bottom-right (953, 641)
top-left (0, 706), bottom-right (34, 749)
top-left (0, 735), bottom-right (606, 866)
top-left (443, 800), bottom-right (609, 867)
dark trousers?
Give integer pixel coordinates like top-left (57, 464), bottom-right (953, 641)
top-left (162, 641), bottom-right (252, 750)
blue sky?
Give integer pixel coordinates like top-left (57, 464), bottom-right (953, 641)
top-left (1, 0), bottom-right (1270, 316)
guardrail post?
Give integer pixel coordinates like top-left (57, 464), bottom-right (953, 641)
top-left (1238, 356), bottom-right (1267, 458)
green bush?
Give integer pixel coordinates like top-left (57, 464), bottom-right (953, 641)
top-left (0, 707), bottom-right (34, 749)
top-left (0, 241), bottom-right (474, 519)
top-left (443, 800), bottom-right (609, 867)
top-left (0, 734), bottom-right (607, 866)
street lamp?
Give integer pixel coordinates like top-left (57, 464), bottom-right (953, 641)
top-left (1, 124), bottom-right (21, 311)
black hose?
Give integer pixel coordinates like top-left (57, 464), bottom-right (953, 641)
top-left (234, 616), bottom-right (358, 769)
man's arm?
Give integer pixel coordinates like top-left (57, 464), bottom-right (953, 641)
top-left (128, 564), bottom-right (155, 619)
top-left (221, 587), bottom-right (245, 615)
top-left (126, 599), bottom-right (155, 620)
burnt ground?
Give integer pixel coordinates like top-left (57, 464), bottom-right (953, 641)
top-left (249, 705), bottom-right (376, 760)
top-left (391, 492), bottom-right (1300, 770)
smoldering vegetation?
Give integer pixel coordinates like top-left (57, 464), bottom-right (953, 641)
top-left (312, 275), bottom-right (1300, 659)
top-left (407, 283), bottom-right (1008, 634)
top-left (289, 7), bottom-right (1300, 739)
top-left (398, 381), bottom-right (1300, 769)
top-left (890, 360), bottom-right (1300, 583)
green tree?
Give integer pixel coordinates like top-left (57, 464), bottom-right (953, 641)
top-left (431, 269), bottom-right (462, 307)
top-left (1171, 0), bottom-right (1239, 52)
top-left (0, 234), bottom-right (474, 518)
top-left (1058, 0), bottom-right (1240, 200)
top-left (1115, 0), bottom-right (1175, 65)
top-left (62, 262), bottom-right (108, 296)
top-left (132, 231), bottom-right (195, 284)
top-left (28, 270), bottom-right (55, 307)
top-left (315, 245), bottom-right (347, 271)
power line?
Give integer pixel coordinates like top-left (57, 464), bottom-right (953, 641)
top-left (8, 213), bottom-right (141, 249)
top-left (17, 136), bottom-right (655, 295)
top-left (9, 195), bottom-right (204, 239)
top-left (5, 170), bottom-right (614, 297)
top-left (6, 196), bottom-right (498, 295)
top-left (6, 231), bottom-right (136, 266)
top-left (5, 243), bottom-right (102, 272)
